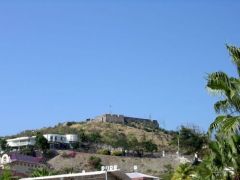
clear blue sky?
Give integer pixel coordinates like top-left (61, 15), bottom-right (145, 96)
top-left (0, 1), bottom-right (240, 136)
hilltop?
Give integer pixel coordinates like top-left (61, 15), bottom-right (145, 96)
top-left (11, 119), bottom-right (177, 152)
top-left (1, 116), bottom-right (186, 178)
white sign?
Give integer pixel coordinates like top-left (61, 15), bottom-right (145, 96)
top-left (133, 165), bottom-right (138, 171)
top-left (101, 165), bottom-right (118, 171)
top-left (1, 154), bottom-right (11, 164)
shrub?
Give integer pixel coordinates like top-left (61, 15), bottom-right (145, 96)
top-left (66, 121), bottom-right (77, 126)
top-left (32, 167), bottom-right (55, 177)
top-left (97, 149), bottom-right (111, 155)
top-left (60, 167), bottom-right (74, 174)
top-left (44, 149), bottom-right (57, 159)
top-left (88, 156), bottom-right (102, 170)
top-left (111, 150), bottom-right (123, 156)
top-left (88, 132), bottom-right (102, 143)
top-left (71, 142), bottom-right (80, 150)
top-left (61, 151), bottom-right (76, 158)
top-left (20, 146), bottom-right (36, 157)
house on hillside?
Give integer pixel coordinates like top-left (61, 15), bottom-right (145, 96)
top-left (0, 153), bottom-right (45, 177)
top-left (7, 134), bottom-right (79, 150)
top-left (7, 136), bottom-right (36, 149)
top-left (43, 134), bottom-right (79, 149)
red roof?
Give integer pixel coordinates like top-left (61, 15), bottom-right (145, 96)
top-left (9, 152), bottom-right (43, 164)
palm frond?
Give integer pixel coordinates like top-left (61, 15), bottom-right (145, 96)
top-left (206, 72), bottom-right (233, 97)
top-left (227, 45), bottom-right (240, 76)
top-left (209, 115), bottom-right (240, 135)
top-left (214, 100), bottom-right (231, 114)
top-left (221, 116), bottom-right (240, 135)
top-left (229, 94), bottom-right (240, 112)
top-left (208, 115), bottom-right (227, 134)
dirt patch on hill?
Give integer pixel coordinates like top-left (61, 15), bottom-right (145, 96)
top-left (48, 151), bottom-right (181, 177)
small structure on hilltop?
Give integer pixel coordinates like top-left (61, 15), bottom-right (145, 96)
top-left (91, 114), bottom-right (159, 129)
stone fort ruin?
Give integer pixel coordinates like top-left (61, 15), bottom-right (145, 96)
top-left (91, 114), bottom-right (159, 129)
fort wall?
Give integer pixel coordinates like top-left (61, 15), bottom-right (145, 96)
top-left (92, 114), bottom-right (159, 128)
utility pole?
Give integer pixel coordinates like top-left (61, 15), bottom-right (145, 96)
top-left (109, 105), bottom-right (112, 115)
top-left (177, 129), bottom-right (180, 157)
top-left (149, 114), bottom-right (154, 140)
top-left (105, 169), bottom-right (108, 180)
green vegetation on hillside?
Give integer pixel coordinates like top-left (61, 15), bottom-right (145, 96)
top-left (10, 120), bottom-right (174, 156)
top-left (171, 126), bottom-right (207, 155)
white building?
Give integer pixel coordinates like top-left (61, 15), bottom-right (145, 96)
top-left (43, 134), bottom-right (78, 144)
top-left (65, 134), bottom-right (78, 143)
top-left (43, 134), bottom-right (66, 144)
top-left (7, 134), bottom-right (79, 149)
top-left (7, 136), bottom-right (36, 148)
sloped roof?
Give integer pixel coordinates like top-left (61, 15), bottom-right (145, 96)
top-left (126, 172), bottom-right (159, 180)
top-left (20, 170), bottom-right (129, 180)
top-left (9, 153), bottom-right (43, 164)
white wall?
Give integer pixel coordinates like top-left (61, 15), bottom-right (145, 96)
top-left (7, 137), bottom-right (36, 147)
top-left (7, 134), bottom-right (79, 148)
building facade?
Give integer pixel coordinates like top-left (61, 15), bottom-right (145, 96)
top-left (7, 137), bottom-right (36, 148)
top-left (43, 134), bottom-right (79, 149)
top-left (0, 153), bottom-right (45, 177)
top-left (7, 134), bottom-right (79, 149)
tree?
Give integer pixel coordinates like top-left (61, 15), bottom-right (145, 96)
top-left (78, 129), bottom-right (88, 142)
top-left (88, 156), bottom-right (102, 170)
top-left (88, 131), bottom-right (102, 144)
top-left (160, 164), bottom-right (174, 180)
top-left (127, 134), bottom-right (142, 156)
top-left (142, 139), bottom-right (158, 154)
top-left (20, 146), bottom-right (36, 156)
top-left (207, 45), bottom-right (240, 135)
top-left (112, 133), bottom-right (128, 150)
top-left (102, 131), bottom-right (128, 153)
top-left (171, 126), bottom-right (206, 154)
top-left (192, 135), bottom-right (240, 180)
top-left (206, 45), bottom-right (240, 179)
top-left (35, 132), bottom-right (49, 153)
top-left (0, 138), bottom-right (8, 152)
top-left (171, 163), bottom-right (195, 180)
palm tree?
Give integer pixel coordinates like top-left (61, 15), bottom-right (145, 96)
top-left (171, 163), bottom-right (195, 180)
top-left (195, 135), bottom-right (240, 180)
top-left (207, 45), bottom-right (240, 135)
top-left (205, 44), bottom-right (240, 179)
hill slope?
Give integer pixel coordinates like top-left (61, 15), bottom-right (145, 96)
top-left (13, 121), bottom-right (176, 151)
